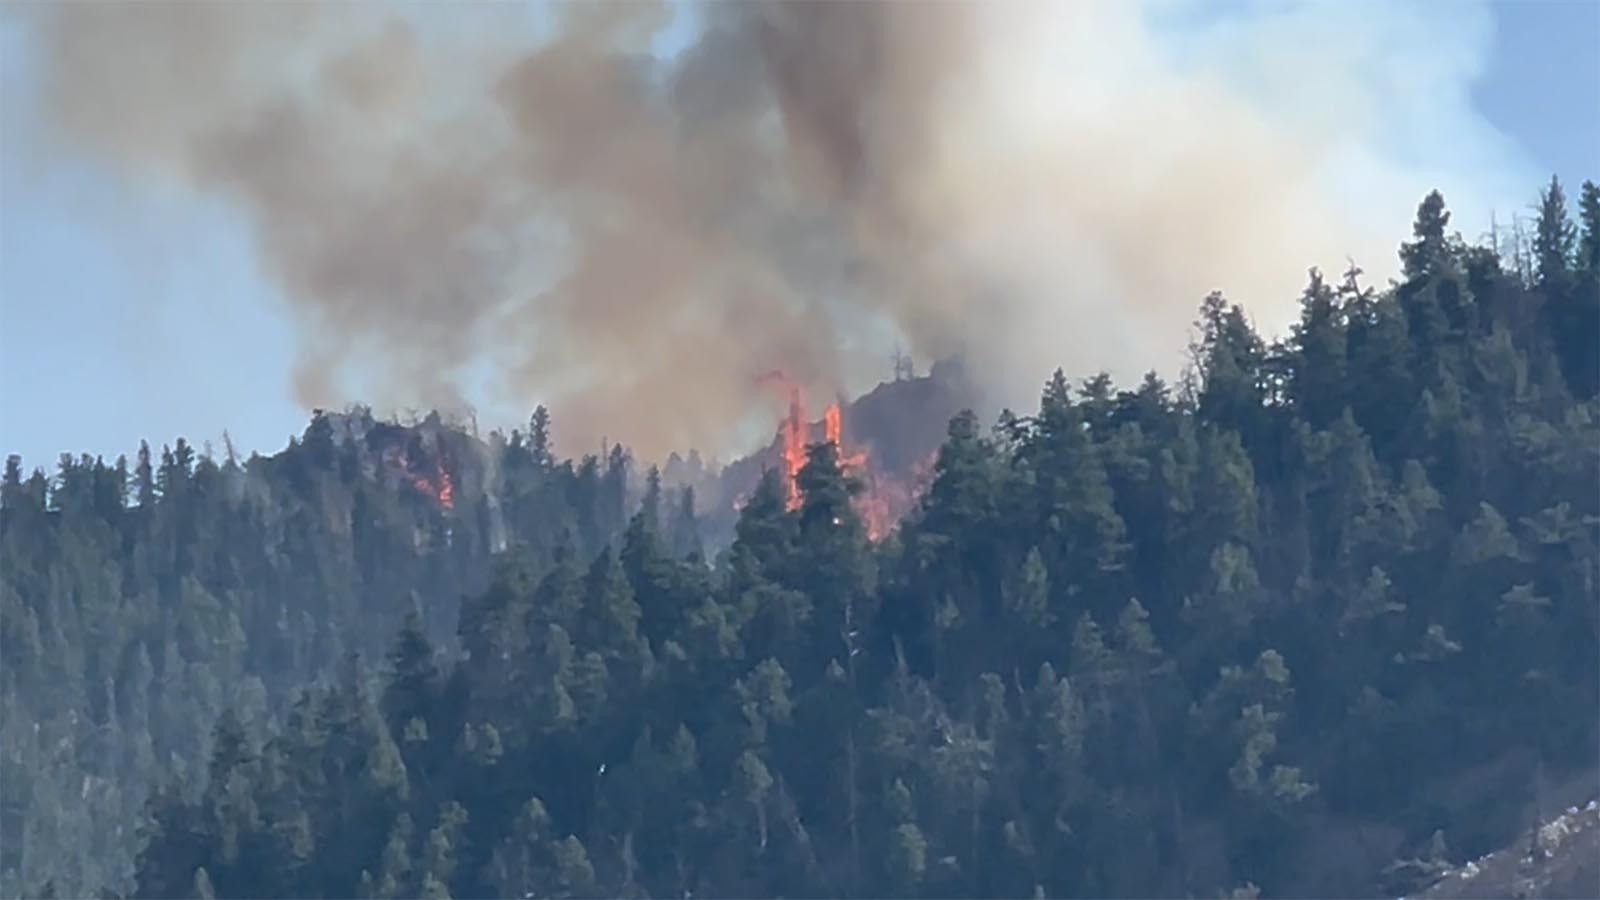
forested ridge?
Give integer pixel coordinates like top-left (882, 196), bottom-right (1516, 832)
top-left (3, 180), bottom-right (1598, 899)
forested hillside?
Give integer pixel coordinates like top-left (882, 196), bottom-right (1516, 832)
top-left (4, 180), bottom-right (1599, 899)
top-left (0, 410), bottom-right (665, 897)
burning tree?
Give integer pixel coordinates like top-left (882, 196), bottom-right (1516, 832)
top-left (753, 370), bottom-right (923, 541)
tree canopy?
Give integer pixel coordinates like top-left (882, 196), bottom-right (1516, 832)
top-left (3, 179), bottom-right (1598, 900)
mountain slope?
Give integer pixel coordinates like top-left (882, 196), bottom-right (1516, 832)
top-left (98, 184), bottom-right (1600, 899)
top-left (1418, 793), bottom-right (1599, 899)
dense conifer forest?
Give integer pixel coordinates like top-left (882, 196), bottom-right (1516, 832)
top-left (3, 180), bottom-right (1598, 899)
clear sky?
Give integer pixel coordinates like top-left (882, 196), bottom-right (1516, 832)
top-left (1, 0), bottom-right (1596, 471)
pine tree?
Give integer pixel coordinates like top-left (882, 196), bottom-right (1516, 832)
top-left (485, 797), bottom-right (552, 898)
top-left (529, 406), bottom-right (554, 471)
top-left (579, 549), bottom-right (645, 669)
top-left (621, 496), bottom-right (682, 648)
top-left (530, 546), bottom-right (583, 636)
top-left (1401, 190), bottom-right (1454, 280)
top-left (1025, 374), bottom-right (1129, 616)
top-left (1550, 179), bottom-right (1600, 395)
top-left (550, 835), bottom-right (597, 899)
top-left (1004, 547), bottom-right (1053, 632)
top-left (734, 658), bottom-right (794, 749)
top-left (728, 469), bottom-right (797, 594)
top-left (422, 801), bottom-right (468, 890)
top-left (641, 465), bottom-right (663, 530)
top-left (794, 441), bottom-right (873, 665)
top-left (1534, 176), bottom-right (1577, 291)
top-left (732, 750), bottom-right (774, 851)
top-left (1578, 181), bottom-right (1600, 276)
top-left (1192, 293), bottom-right (1269, 441)
top-left (670, 487), bottom-right (702, 560)
top-left (602, 444), bottom-right (630, 540)
top-left (383, 608), bottom-right (441, 754)
top-left (527, 624), bottom-right (579, 735)
top-left (373, 813), bottom-right (415, 899)
top-left (1288, 268), bottom-right (1347, 429)
top-left (908, 410), bottom-right (1001, 653)
top-left (136, 441), bottom-right (156, 509)
top-left (886, 822), bottom-right (927, 893)
top-left (1, 454), bottom-right (22, 511)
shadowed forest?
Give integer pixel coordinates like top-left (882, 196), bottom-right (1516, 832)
top-left (3, 180), bottom-right (1598, 899)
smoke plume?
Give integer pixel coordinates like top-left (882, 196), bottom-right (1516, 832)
top-left (21, 0), bottom-right (1533, 459)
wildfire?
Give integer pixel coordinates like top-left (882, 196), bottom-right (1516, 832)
top-left (826, 402), bottom-right (869, 471)
top-left (821, 400), bottom-right (886, 536)
top-left (384, 443), bottom-right (456, 512)
top-left (757, 370), bottom-right (891, 540)
top-left (758, 370), bottom-right (809, 510)
top-left (783, 384), bottom-right (806, 510)
top-left (413, 468), bottom-right (455, 512)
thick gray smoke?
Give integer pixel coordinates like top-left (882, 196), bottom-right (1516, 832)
top-left (22, 0), bottom-right (1532, 459)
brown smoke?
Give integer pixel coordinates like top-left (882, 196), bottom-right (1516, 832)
top-left (22, 0), bottom-right (1522, 459)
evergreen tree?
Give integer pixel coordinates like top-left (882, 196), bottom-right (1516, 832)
top-left (793, 441), bottom-right (873, 667)
top-left (549, 836), bottom-right (596, 899)
top-left (11, 179), bottom-right (1600, 900)
top-left (1287, 268), bottom-right (1347, 429)
top-left (1578, 180), bottom-right (1600, 276)
top-left (1550, 179), bottom-right (1600, 395)
top-left (1401, 190), bottom-right (1454, 280)
top-left (1534, 176), bottom-right (1577, 291)
top-left (529, 406), bottom-right (554, 471)
top-left (382, 608), bottom-right (441, 755)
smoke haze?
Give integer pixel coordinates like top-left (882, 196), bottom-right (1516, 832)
top-left (19, 0), bottom-right (1534, 459)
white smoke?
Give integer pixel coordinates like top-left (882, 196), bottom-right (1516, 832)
top-left (15, 0), bottom-right (1537, 459)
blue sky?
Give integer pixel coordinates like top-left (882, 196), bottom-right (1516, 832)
top-left (1, 0), bottom-right (1596, 471)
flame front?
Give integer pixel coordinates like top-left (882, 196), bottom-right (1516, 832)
top-left (410, 467), bottom-right (454, 512)
top-left (757, 371), bottom-right (920, 542)
top-left (822, 401), bottom-right (884, 537)
top-left (757, 370), bottom-right (808, 511)
top-left (783, 384), bottom-right (806, 511)
top-left (825, 402), bottom-right (868, 471)
top-left (386, 443), bottom-right (456, 513)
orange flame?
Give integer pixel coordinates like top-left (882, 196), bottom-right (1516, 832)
top-left (411, 467), bottom-right (454, 512)
top-left (826, 403), bottom-right (868, 471)
top-left (822, 401), bottom-right (887, 540)
top-left (758, 370), bottom-right (808, 511)
top-left (756, 371), bottom-right (920, 542)
top-left (387, 444), bottom-right (454, 513)
top-left (436, 469), bottom-right (454, 511)
top-left (783, 384), bottom-right (806, 510)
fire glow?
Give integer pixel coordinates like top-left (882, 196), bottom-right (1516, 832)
top-left (759, 371), bottom-right (894, 541)
top-left (413, 468), bottom-right (455, 512)
top-left (384, 444), bottom-right (456, 512)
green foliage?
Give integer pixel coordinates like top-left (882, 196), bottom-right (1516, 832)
top-left (6, 180), bottom-right (1598, 900)
top-left (0, 407), bottom-right (635, 898)
top-left (887, 822), bottom-right (928, 889)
